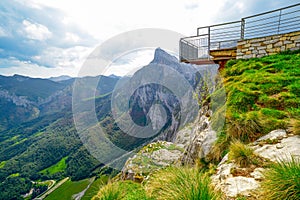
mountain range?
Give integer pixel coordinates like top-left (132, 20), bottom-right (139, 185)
top-left (0, 48), bottom-right (206, 199)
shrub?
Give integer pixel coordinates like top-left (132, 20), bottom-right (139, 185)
top-left (145, 166), bottom-right (221, 200)
top-left (228, 140), bottom-right (256, 167)
top-left (261, 158), bottom-right (300, 200)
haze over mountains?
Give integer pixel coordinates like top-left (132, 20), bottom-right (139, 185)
top-left (0, 48), bottom-right (207, 199)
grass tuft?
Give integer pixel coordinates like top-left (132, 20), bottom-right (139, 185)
top-left (92, 180), bottom-right (151, 200)
top-left (145, 166), bottom-right (221, 200)
top-left (261, 158), bottom-right (300, 200)
top-left (288, 119), bottom-right (300, 135)
top-left (228, 140), bottom-right (256, 167)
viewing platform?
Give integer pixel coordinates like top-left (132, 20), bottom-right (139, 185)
top-left (180, 3), bottom-right (300, 68)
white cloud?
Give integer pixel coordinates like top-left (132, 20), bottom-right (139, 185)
top-left (0, 27), bottom-right (8, 37)
top-left (0, 57), bottom-right (79, 78)
top-left (103, 49), bottom-right (155, 76)
top-left (65, 32), bottom-right (80, 43)
top-left (22, 20), bottom-right (52, 41)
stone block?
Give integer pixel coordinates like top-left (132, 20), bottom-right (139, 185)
top-left (266, 36), bottom-right (272, 40)
top-left (274, 41), bottom-right (283, 47)
top-left (251, 43), bottom-right (261, 47)
top-left (291, 35), bottom-right (300, 41)
top-left (257, 46), bottom-right (267, 50)
top-left (269, 52), bottom-right (277, 55)
top-left (250, 38), bottom-right (266, 43)
top-left (249, 47), bottom-right (255, 50)
top-left (283, 40), bottom-right (292, 44)
top-left (290, 47), bottom-right (300, 51)
top-left (267, 44), bottom-right (273, 49)
top-left (281, 46), bottom-right (286, 51)
top-left (259, 49), bottom-right (267, 54)
top-left (243, 54), bottom-right (253, 59)
top-left (263, 39), bottom-right (279, 45)
top-left (242, 48), bottom-right (248, 53)
top-left (237, 52), bottom-right (244, 56)
top-left (252, 50), bottom-right (258, 54)
top-left (257, 54), bottom-right (266, 58)
top-left (244, 43), bottom-right (251, 48)
top-left (238, 41), bottom-right (247, 45)
top-left (286, 43), bottom-right (296, 49)
top-left (236, 56), bottom-right (243, 59)
top-left (274, 47), bottom-right (281, 52)
top-left (280, 36), bottom-right (287, 41)
top-left (272, 35), bottom-right (281, 39)
top-left (246, 51), bottom-right (252, 55)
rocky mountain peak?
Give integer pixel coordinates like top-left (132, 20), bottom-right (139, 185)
top-left (151, 48), bottom-right (178, 65)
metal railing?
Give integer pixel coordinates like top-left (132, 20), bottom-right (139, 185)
top-left (180, 3), bottom-right (300, 61)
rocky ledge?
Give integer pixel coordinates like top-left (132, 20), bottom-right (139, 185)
top-left (212, 129), bottom-right (300, 199)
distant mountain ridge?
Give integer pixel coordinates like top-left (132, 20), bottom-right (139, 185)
top-left (0, 48), bottom-right (206, 200)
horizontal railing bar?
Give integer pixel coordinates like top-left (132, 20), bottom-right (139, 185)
top-left (210, 39), bottom-right (239, 44)
top-left (245, 21), bottom-right (280, 31)
top-left (279, 16), bottom-right (300, 24)
top-left (197, 20), bottom-right (241, 30)
top-left (279, 23), bottom-right (300, 30)
top-left (245, 26), bottom-right (280, 35)
top-left (279, 26), bottom-right (300, 33)
top-left (245, 17), bottom-right (300, 32)
top-left (180, 40), bottom-right (199, 49)
top-left (245, 14), bottom-right (280, 24)
top-left (210, 28), bottom-right (241, 34)
top-left (210, 24), bottom-right (241, 31)
top-left (242, 3), bottom-right (300, 20)
top-left (210, 34), bottom-right (240, 40)
top-left (280, 9), bottom-right (300, 17)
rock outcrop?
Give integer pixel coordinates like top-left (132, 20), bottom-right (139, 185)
top-left (121, 141), bottom-right (184, 182)
top-left (174, 104), bottom-right (217, 165)
top-left (212, 129), bottom-right (300, 198)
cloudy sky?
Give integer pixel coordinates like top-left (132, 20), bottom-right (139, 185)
top-left (0, 0), bottom-right (297, 78)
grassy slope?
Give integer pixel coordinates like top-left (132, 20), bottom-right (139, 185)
top-left (209, 50), bottom-right (300, 161)
top-left (44, 179), bottom-right (90, 200)
top-left (40, 156), bottom-right (68, 175)
top-left (81, 176), bottom-right (109, 200)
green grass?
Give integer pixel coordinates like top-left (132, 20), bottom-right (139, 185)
top-left (40, 156), bottom-right (67, 175)
top-left (0, 161), bottom-right (6, 169)
top-left (261, 158), bottom-right (300, 200)
top-left (81, 176), bottom-right (109, 200)
top-left (44, 178), bottom-right (90, 200)
top-left (145, 166), bottom-right (221, 200)
top-left (8, 173), bottom-right (20, 177)
top-left (209, 50), bottom-right (300, 162)
top-left (92, 180), bottom-right (151, 200)
top-left (228, 140), bottom-right (256, 167)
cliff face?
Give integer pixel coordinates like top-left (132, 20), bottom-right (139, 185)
top-left (121, 48), bottom-right (221, 180)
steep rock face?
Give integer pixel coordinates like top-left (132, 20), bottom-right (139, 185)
top-left (211, 130), bottom-right (300, 198)
top-left (125, 48), bottom-right (203, 142)
top-left (174, 104), bottom-right (217, 165)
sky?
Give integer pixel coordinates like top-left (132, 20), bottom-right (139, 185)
top-left (0, 0), bottom-right (298, 78)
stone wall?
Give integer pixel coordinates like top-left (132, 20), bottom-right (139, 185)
top-left (237, 31), bottom-right (300, 59)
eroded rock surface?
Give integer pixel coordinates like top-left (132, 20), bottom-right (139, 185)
top-left (212, 129), bottom-right (300, 198)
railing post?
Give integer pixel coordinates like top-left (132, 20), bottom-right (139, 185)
top-left (278, 10), bottom-right (282, 34)
top-left (207, 27), bottom-right (210, 60)
top-left (241, 18), bottom-right (245, 40)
